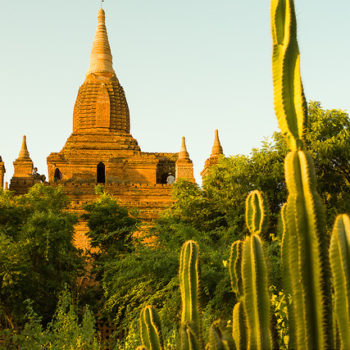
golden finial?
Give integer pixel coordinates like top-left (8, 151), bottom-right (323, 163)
top-left (87, 7), bottom-right (115, 75)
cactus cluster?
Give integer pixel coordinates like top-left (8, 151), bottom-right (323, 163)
top-left (134, 1), bottom-right (350, 349)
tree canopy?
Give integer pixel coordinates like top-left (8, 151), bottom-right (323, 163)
top-left (0, 184), bottom-right (82, 328)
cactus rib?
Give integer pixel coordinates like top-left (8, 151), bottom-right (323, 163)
top-left (242, 234), bottom-right (272, 350)
top-left (139, 305), bottom-right (163, 350)
top-left (330, 214), bottom-right (350, 349)
top-left (179, 240), bottom-right (203, 349)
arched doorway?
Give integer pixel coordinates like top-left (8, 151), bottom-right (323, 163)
top-left (54, 168), bottom-right (62, 182)
top-left (97, 162), bottom-right (106, 183)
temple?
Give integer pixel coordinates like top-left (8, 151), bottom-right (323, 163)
top-left (2, 9), bottom-right (224, 248)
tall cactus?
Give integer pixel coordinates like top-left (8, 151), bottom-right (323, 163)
top-left (179, 240), bottom-right (203, 349)
top-left (281, 135), bottom-right (333, 350)
top-left (271, 0), bottom-right (333, 348)
top-left (271, 0), bottom-right (307, 151)
top-left (139, 305), bottom-right (163, 350)
top-left (242, 234), bottom-right (272, 350)
top-left (329, 214), bottom-right (350, 349)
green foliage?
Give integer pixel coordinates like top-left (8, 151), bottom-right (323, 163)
top-left (0, 184), bottom-right (82, 328)
top-left (1, 288), bottom-right (100, 349)
top-left (82, 192), bottom-right (138, 314)
top-left (269, 286), bottom-right (290, 350)
top-left (83, 192), bottom-right (138, 256)
top-left (329, 215), bottom-right (350, 349)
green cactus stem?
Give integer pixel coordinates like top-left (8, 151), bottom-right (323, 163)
top-left (283, 150), bottom-right (333, 349)
top-left (232, 301), bottom-right (247, 350)
top-left (208, 321), bottom-right (235, 350)
top-left (139, 305), bottom-right (163, 350)
top-left (329, 214), bottom-right (350, 349)
top-left (280, 203), bottom-right (296, 349)
top-left (179, 240), bottom-right (203, 348)
top-left (271, 0), bottom-right (307, 150)
top-left (242, 234), bottom-right (272, 350)
top-left (229, 241), bottom-right (243, 298)
top-left (245, 190), bottom-right (269, 236)
top-left (180, 322), bottom-right (201, 350)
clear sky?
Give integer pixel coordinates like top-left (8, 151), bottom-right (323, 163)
top-left (0, 0), bottom-right (349, 184)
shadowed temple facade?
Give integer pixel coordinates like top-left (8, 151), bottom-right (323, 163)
top-left (0, 9), bottom-right (224, 248)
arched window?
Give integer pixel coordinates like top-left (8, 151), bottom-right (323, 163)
top-left (54, 168), bottom-right (62, 182)
top-left (97, 162), bottom-right (106, 183)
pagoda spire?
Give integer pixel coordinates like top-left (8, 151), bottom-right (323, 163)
top-left (18, 135), bottom-right (31, 160)
top-left (210, 129), bottom-right (223, 156)
top-left (87, 9), bottom-right (115, 75)
top-left (178, 136), bottom-right (190, 160)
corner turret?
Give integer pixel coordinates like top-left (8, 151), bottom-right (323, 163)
top-left (176, 137), bottom-right (195, 182)
top-left (201, 129), bottom-right (224, 179)
top-left (0, 156), bottom-right (5, 189)
top-left (10, 136), bottom-right (40, 194)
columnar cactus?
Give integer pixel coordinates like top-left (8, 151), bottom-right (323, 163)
top-left (282, 151), bottom-right (333, 349)
top-left (245, 190), bottom-right (269, 236)
top-left (271, 0), bottom-right (334, 348)
top-left (180, 322), bottom-right (201, 350)
top-left (242, 234), bottom-right (272, 350)
top-left (139, 305), bottom-right (163, 350)
top-left (231, 302), bottom-right (246, 350)
top-left (229, 240), bottom-right (243, 298)
top-left (179, 240), bottom-right (203, 349)
top-left (271, 0), bottom-right (307, 151)
top-left (329, 214), bottom-right (350, 349)
top-left (208, 321), bottom-right (236, 350)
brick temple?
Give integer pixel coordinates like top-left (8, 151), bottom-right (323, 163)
top-left (0, 9), bottom-right (224, 248)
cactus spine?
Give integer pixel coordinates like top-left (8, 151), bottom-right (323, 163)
top-left (139, 305), bottom-right (163, 350)
top-left (329, 214), bottom-right (350, 349)
top-left (179, 240), bottom-right (203, 349)
top-left (245, 190), bottom-right (269, 236)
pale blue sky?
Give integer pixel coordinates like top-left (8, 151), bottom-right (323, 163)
top-left (0, 0), bottom-right (349, 184)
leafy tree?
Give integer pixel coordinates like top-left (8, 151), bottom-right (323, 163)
top-left (1, 288), bottom-right (100, 349)
top-left (0, 184), bottom-right (82, 328)
top-left (82, 191), bottom-right (138, 279)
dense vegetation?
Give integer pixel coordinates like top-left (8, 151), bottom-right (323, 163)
top-left (0, 101), bottom-right (348, 348)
